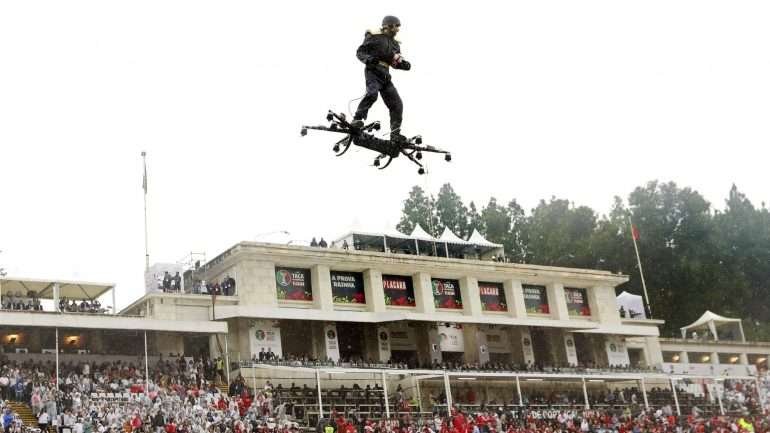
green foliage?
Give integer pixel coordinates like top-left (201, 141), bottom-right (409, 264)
top-left (397, 181), bottom-right (770, 335)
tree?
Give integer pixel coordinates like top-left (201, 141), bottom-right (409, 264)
top-left (435, 183), bottom-right (469, 238)
top-left (466, 202), bottom-right (483, 236)
top-left (481, 197), bottom-right (511, 245)
top-left (526, 197), bottom-right (597, 268)
top-left (396, 186), bottom-right (439, 236)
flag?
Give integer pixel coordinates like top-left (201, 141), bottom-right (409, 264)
top-left (141, 152), bottom-right (147, 194)
top-left (631, 224), bottom-right (640, 241)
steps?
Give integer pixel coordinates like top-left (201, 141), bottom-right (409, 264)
top-left (6, 401), bottom-right (37, 427)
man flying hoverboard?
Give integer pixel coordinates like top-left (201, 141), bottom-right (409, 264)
top-left (300, 15), bottom-right (451, 174)
top-left (350, 15), bottom-right (411, 142)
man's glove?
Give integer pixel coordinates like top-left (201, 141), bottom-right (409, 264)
top-left (397, 60), bottom-right (411, 71)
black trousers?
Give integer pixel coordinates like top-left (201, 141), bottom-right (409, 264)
top-left (354, 66), bottom-right (403, 134)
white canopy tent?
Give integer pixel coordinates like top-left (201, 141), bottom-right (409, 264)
top-left (616, 291), bottom-right (647, 319)
top-left (680, 310), bottom-right (745, 342)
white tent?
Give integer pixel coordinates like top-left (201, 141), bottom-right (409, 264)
top-left (410, 224), bottom-right (436, 241)
top-left (467, 229), bottom-right (502, 247)
top-left (616, 291), bottom-right (647, 319)
top-left (680, 310), bottom-right (745, 342)
top-left (439, 227), bottom-right (469, 245)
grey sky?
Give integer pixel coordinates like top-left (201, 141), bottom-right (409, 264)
top-left (1, 0), bottom-right (768, 309)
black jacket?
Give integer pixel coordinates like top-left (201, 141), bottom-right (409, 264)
top-left (356, 30), bottom-right (411, 70)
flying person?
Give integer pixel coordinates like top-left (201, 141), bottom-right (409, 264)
top-left (350, 15), bottom-right (411, 142)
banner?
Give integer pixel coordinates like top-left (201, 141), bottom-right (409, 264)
top-left (563, 333), bottom-right (578, 366)
top-left (485, 328), bottom-right (511, 354)
top-left (377, 326), bottom-right (391, 362)
top-left (523, 284), bottom-right (549, 314)
top-left (330, 271), bottom-right (366, 304)
top-left (382, 274), bottom-right (416, 307)
top-left (605, 337), bottom-right (630, 367)
top-left (324, 323), bottom-right (340, 361)
top-left (479, 282), bottom-right (507, 311)
top-left (389, 323), bottom-right (417, 351)
top-left (438, 323), bottom-right (465, 352)
top-left (250, 320), bottom-right (283, 358)
top-left (432, 278), bottom-right (463, 309)
top-left (520, 328), bottom-right (535, 365)
top-left (275, 267), bottom-right (312, 301)
top-left (564, 287), bottom-right (591, 316)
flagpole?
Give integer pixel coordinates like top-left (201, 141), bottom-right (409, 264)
top-left (142, 151), bottom-right (149, 271)
top-left (628, 216), bottom-right (652, 317)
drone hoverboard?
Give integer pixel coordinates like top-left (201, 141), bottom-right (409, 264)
top-left (301, 110), bottom-right (451, 175)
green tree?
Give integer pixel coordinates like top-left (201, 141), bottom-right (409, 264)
top-left (397, 186), bottom-right (440, 236)
top-left (526, 197), bottom-right (597, 268)
top-left (466, 202), bottom-right (484, 236)
top-left (435, 183), bottom-right (469, 238)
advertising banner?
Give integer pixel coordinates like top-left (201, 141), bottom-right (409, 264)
top-left (432, 278), bottom-right (463, 309)
top-left (330, 271), bottom-right (366, 304)
top-left (520, 328), bottom-right (535, 365)
top-left (275, 267), bottom-right (312, 301)
top-left (523, 284), bottom-right (550, 314)
top-left (389, 323), bottom-right (417, 351)
top-left (564, 287), bottom-right (591, 316)
top-left (479, 281), bottom-right (507, 311)
top-left (438, 323), bottom-right (465, 352)
top-left (324, 323), bottom-right (340, 361)
top-left (382, 274), bottom-right (416, 307)
top-left (250, 320), bottom-right (283, 358)
top-left (564, 333), bottom-right (578, 366)
top-left (485, 328), bottom-right (511, 354)
top-left (605, 337), bottom-right (630, 367)
top-left (377, 326), bottom-right (391, 362)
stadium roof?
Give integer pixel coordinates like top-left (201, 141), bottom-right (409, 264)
top-left (0, 276), bottom-right (114, 300)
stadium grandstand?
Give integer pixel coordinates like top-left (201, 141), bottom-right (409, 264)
top-left (1, 227), bottom-right (769, 433)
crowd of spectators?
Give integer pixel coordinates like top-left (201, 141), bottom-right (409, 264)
top-left (1, 292), bottom-right (43, 312)
top-left (58, 298), bottom-right (108, 314)
top-left (154, 271), bottom-right (236, 297)
top-left (244, 354), bottom-right (659, 376)
top-left (1, 353), bottom-right (768, 433)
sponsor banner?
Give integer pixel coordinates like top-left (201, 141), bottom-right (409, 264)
top-left (477, 331), bottom-right (490, 365)
top-left (509, 410), bottom-right (603, 420)
top-left (275, 267), bottom-right (313, 301)
top-left (432, 278), bottom-right (463, 310)
top-left (485, 329), bottom-right (511, 354)
top-left (564, 333), bottom-right (578, 366)
top-left (520, 328), bottom-right (535, 365)
top-left (605, 336), bottom-right (630, 367)
top-left (330, 271), bottom-right (366, 304)
top-left (428, 327), bottom-right (442, 363)
top-left (324, 323), bottom-right (340, 361)
top-left (389, 323), bottom-right (417, 351)
top-left (377, 327), bottom-right (391, 362)
top-left (479, 281), bottom-right (507, 312)
top-left (564, 287), bottom-right (591, 316)
top-left (439, 323), bottom-right (465, 352)
top-left (523, 284), bottom-right (549, 314)
top-left (250, 320), bottom-right (283, 358)
top-left (382, 274), bottom-right (416, 307)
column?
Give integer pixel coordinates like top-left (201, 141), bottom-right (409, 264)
top-left (315, 369), bottom-right (324, 418)
top-left (460, 277), bottom-right (482, 317)
top-left (640, 378), bottom-right (649, 410)
top-left (382, 371), bottom-right (390, 419)
top-left (443, 372), bottom-right (453, 411)
top-left (515, 376), bottom-right (523, 406)
top-left (312, 265), bottom-right (333, 311)
top-left (504, 280), bottom-right (527, 318)
top-left (739, 353), bottom-right (749, 365)
top-left (546, 283), bottom-right (569, 321)
top-left (679, 351), bottom-right (690, 364)
top-left (413, 272), bottom-right (435, 314)
top-left (363, 269), bottom-right (386, 312)
top-left (670, 378), bottom-right (681, 416)
top-left (581, 377), bottom-right (590, 409)
top-left (462, 324), bottom-right (481, 364)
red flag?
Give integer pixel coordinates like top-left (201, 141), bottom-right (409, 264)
top-left (631, 224), bottom-right (640, 241)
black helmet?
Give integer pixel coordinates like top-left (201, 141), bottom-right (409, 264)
top-left (382, 15), bottom-right (401, 28)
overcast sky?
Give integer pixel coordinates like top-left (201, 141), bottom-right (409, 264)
top-left (1, 0), bottom-right (768, 309)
